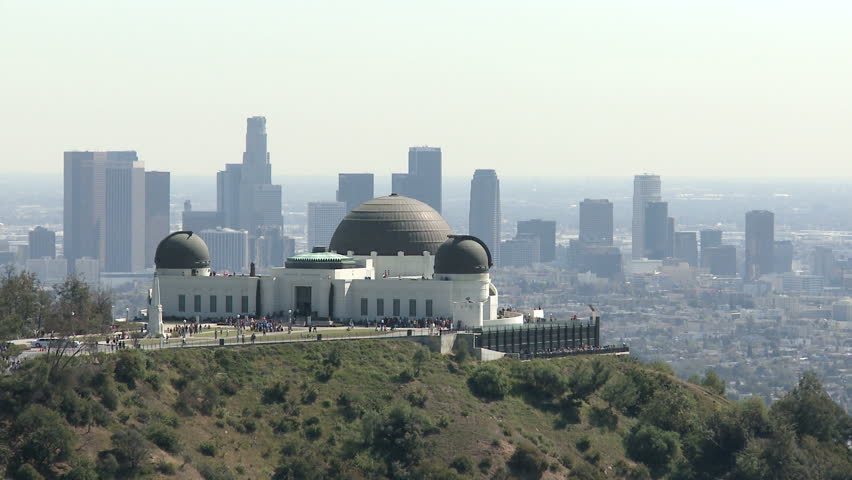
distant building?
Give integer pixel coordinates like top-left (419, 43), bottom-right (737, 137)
top-left (699, 229), bottom-right (722, 268)
top-left (579, 199), bottom-right (613, 247)
top-left (307, 202), bottom-right (347, 251)
top-left (812, 246), bottom-right (838, 285)
top-left (632, 174), bottom-right (661, 259)
top-left (182, 201), bottom-right (223, 232)
top-left (703, 245), bottom-right (737, 276)
top-left (745, 210), bottom-right (774, 281)
top-left (216, 117), bottom-right (283, 233)
top-left (282, 236), bottom-right (296, 260)
top-left (337, 173), bottom-right (374, 213)
top-left (254, 226), bottom-right (285, 269)
top-left (28, 226), bottom-right (56, 259)
top-left (392, 147), bottom-right (442, 213)
top-left (832, 299), bottom-right (852, 322)
top-left (773, 240), bottom-right (794, 274)
top-left (643, 201), bottom-right (668, 260)
top-left (25, 258), bottom-right (67, 285)
top-left (517, 219), bottom-right (556, 262)
top-left (469, 169), bottom-right (501, 264)
top-left (666, 217), bottom-right (675, 258)
top-left (674, 231), bottom-right (698, 267)
top-left (145, 171), bottom-right (170, 268)
top-left (199, 228), bottom-right (250, 273)
top-left (63, 151), bottom-right (146, 273)
top-left (576, 246), bottom-right (622, 279)
top-left (74, 257), bottom-right (100, 286)
top-left (501, 234), bottom-right (540, 267)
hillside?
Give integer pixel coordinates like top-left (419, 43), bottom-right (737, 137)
top-left (1, 339), bottom-right (850, 480)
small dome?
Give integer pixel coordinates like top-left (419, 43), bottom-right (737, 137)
top-left (329, 194), bottom-right (452, 256)
top-left (154, 231), bottom-right (210, 270)
top-left (434, 235), bottom-right (492, 274)
top-left (285, 251), bottom-right (358, 269)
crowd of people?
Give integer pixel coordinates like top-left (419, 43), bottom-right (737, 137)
top-left (520, 344), bottom-right (629, 360)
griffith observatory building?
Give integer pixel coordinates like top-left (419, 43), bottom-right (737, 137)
top-left (147, 194), bottom-right (523, 335)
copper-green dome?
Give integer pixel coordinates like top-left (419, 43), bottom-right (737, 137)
top-left (434, 235), bottom-right (492, 274)
top-left (329, 194), bottom-right (452, 256)
top-left (154, 231), bottom-right (210, 270)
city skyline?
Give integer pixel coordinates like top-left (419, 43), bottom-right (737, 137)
top-left (4, 2), bottom-right (852, 178)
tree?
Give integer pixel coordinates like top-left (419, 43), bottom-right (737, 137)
top-left (506, 442), bottom-right (548, 479)
top-left (0, 266), bottom-right (50, 340)
top-left (468, 364), bottom-right (509, 400)
top-left (110, 428), bottom-right (151, 472)
top-left (114, 350), bottom-right (146, 387)
top-left (412, 348), bottom-right (430, 376)
top-left (362, 404), bottom-right (435, 467)
top-left (568, 359), bottom-right (611, 400)
top-left (624, 424), bottom-right (681, 477)
top-left (701, 370), bottom-right (726, 396)
top-left (770, 371), bottom-right (851, 444)
top-left (11, 405), bottom-right (75, 469)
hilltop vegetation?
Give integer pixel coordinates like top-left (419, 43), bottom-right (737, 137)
top-left (0, 339), bottom-right (849, 480)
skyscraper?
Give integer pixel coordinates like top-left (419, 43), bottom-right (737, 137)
top-left (643, 201), bottom-right (668, 260)
top-left (28, 226), bottom-right (56, 259)
top-left (337, 173), bottom-right (374, 212)
top-left (516, 219), bottom-right (556, 262)
top-left (307, 202), bottom-right (347, 251)
top-left (745, 210), bottom-right (774, 281)
top-left (773, 240), bottom-right (794, 274)
top-left (674, 231), bottom-right (698, 266)
top-left (145, 171), bottom-right (170, 268)
top-left (579, 199), bottom-right (613, 246)
top-left (64, 151), bottom-right (146, 273)
top-left (216, 117), bottom-right (283, 232)
top-left (704, 245), bottom-right (737, 276)
top-left (699, 229), bottom-right (723, 268)
top-left (632, 174), bottom-right (662, 259)
top-left (392, 147), bottom-right (442, 213)
top-left (199, 228), bottom-right (250, 273)
top-left (468, 169), bottom-right (501, 264)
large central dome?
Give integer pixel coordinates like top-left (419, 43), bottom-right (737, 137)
top-left (329, 194), bottom-right (453, 256)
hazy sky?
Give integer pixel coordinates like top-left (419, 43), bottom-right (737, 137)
top-left (2, 1), bottom-right (851, 178)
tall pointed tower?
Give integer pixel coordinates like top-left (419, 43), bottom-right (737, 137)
top-left (147, 274), bottom-right (164, 337)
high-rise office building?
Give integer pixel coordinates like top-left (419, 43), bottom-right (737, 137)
top-left (632, 174), bottom-right (662, 259)
top-left (145, 171), bottom-right (170, 268)
top-left (282, 236), bottom-right (296, 260)
top-left (337, 173), bottom-right (374, 213)
top-left (666, 217), bottom-right (675, 258)
top-left (516, 219), bottom-right (556, 262)
top-left (500, 234), bottom-right (541, 267)
top-left (745, 210), bottom-right (774, 281)
top-left (254, 225), bottom-right (285, 269)
top-left (704, 245), bottom-right (737, 276)
top-left (674, 231), bottom-right (698, 266)
top-left (392, 147), bottom-right (442, 213)
top-left (28, 226), bottom-right (56, 259)
top-left (64, 151), bottom-right (146, 273)
top-left (812, 246), bottom-right (838, 285)
top-left (199, 228), bottom-right (250, 273)
top-left (182, 201), bottom-right (223, 233)
top-left (579, 199), bottom-right (613, 247)
top-left (773, 240), bottom-right (794, 274)
top-left (216, 117), bottom-right (283, 233)
top-left (469, 169), bottom-right (501, 264)
top-left (699, 229), bottom-right (723, 268)
top-left (307, 202), bottom-right (347, 251)
top-left (643, 201), bottom-right (668, 260)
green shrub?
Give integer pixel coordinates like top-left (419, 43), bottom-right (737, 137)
top-left (624, 423), bottom-right (681, 477)
top-left (362, 404), bottom-right (435, 467)
top-left (300, 386), bottom-right (318, 404)
top-left (453, 338), bottom-right (470, 363)
top-left (405, 389), bottom-right (428, 408)
top-left (199, 441), bottom-right (218, 457)
top-left (13, 405), bottom-right (75, 468)
top-left (478, 456), bottom-right (493, 473)
top-left (111, 428), bottom-right (151, 471)
top-left (14, 464), bottom-right (44, 480)
top-left (468, 364), bottom-right (510, 400)
top-left (575, 436), bottom-right (591, 452)
top-left (145, 423), bottom-right (181, 453)
top-left (95, 453), bottom-right (119, 479)
top-left (449, 455), bottom-right (473, 474)
top-left (156, 460), bottom-right (177, 475)
top-left (114, 350), bottom-right (146, 387)
top-left (507, 442), bottom-right (548, 479)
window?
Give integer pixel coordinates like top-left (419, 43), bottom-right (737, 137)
top-left (210, 296), bottom-right (217, 313)
top-left (409, 299), bottom-right (416, 316)
top-left (376, 298), bottom-right (384, 316)
top-left (360, 298), bottom-right (368, 316)
top-left (241, 296), bottom-right (249, 313)
top-left (225, 295), bottom-right (233, 313)
top-left (392, 299), bottom-right (400, 316)
top-left (194, 295), bottom-right (202, 313)
top-left (426, 299), bottom-right (433, 317)
top-left (178, 294), bottom-right (186, 312)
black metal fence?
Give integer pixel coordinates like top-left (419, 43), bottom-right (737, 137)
top-left (476, 320), bottom-right (601, 355)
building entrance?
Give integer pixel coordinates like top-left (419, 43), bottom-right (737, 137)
top-left (295, 286), bottom-right (312, 317)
